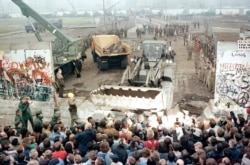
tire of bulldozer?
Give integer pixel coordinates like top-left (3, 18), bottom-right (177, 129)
top-left (120, 56), bottom-right (128, 69)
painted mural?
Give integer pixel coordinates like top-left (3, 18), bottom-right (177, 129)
top-left (0, 49), bottom-right (53, 101)
top-left (214, 42), bottom-right (250, 112)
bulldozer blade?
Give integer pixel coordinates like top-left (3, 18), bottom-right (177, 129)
top-left (90, 84), bottom-right (173, 111)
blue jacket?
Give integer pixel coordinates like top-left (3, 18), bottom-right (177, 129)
top-left (75, 129), bottom-right (96, 156)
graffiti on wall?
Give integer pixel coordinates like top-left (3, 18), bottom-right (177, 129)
top-left (0, 49), bottom-right (53, 101)
top-left (214, 46), bottom-right (250, 111)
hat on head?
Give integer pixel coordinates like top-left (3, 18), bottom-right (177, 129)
top-left (54, 111), bottom-right (61, 118)
top-left (20, 95), bottom-right (30, 100)
top-left (54, 106), bottom-right (60, 112)
top-left (110, 154), bottom-right (119, 163)
top-left (36, 110), bottom-right (42, 116)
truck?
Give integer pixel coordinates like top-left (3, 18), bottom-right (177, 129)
top-left (90, 40), bottom-right (175, 111)
top-left (12, 0), bottom-right (86, 77)
top-left (91, 35), bottom-right (131, 71)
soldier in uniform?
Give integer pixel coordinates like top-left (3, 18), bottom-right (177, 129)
top-left (68, 93), bottom-right (78, 125)
top-left (15, 109), bottom-right (25, 134)
top-left (55, 69), bottom-right (64, 98)
top-left (73, 59), bottom-right (82, 78)
top-left (124, 28), bottom-right (127, 38)
top-left (34, 110), bottom-right (43, 128)
top-left (187, 42), bottom-right (194, 60)
top-left (183, 32), bottom-right (187, 46)
top-left (18, 96), bottom-right (34, 130)
top-left (50, 110), bottom-right (61, 131)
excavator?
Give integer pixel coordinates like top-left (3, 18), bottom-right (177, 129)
top-left (90, 40), bottom-right (176, 111)
top-left (12, 0), bottom-right (86, 77)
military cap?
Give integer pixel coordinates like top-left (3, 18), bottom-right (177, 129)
top-left (54, 106), bottom-right (60, 112)
top-left (16, 109), bottom-right (21, 113)
top-left (20, 95), bottom-right (30, 100)
top-left (54, 111), bottom-right (61, 118)
top-left (36, 110), bottom-right (42, 115)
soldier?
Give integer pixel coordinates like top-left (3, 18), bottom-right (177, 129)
top-left (34, 110), bottom-right (43, 128)
top-left (14, 109), bottom-right (25, 134)
top-left (183, 32), bottom-right (188, 46)
top-left (169, 47), bottom-right (176, 62)
top-left (68, 93), bottom-right (78, 125)
top-left (124, 28), bottom-right (127, 38)
top-left (50, 110), bottom-right (61, 131)
top-left (73, 59), bottom-right (82, 78)
top-left (81, 42), bottom-right (87, 61)
top-left (159, 27), bottom-right (162, 38)
top-left (18, 96), bottom-right (34, 130)
top-left (187, 42), bottom-right (194, 60)
top-left (136, 27), bottom-right (139, 38)
top-left (55, 68), bottom-right (64, 98)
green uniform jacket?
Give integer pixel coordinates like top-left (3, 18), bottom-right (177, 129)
top-left (34, 116), bottom-right (43, 128)
top-left (15, 115), bottom-right (25, 130)
top-left (50, 116), bottom-right (58, 131)
top-left (18, 102), bottom-right (32, 121)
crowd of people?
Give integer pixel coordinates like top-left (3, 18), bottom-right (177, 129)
top-left (1, 100), bottom-right (250, 165)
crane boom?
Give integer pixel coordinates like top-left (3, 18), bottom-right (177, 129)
top-left (12, 0), bottom-right (72, 45)
top-left (12, 0), bottom-right (86, 76)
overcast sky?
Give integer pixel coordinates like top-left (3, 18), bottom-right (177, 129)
top-left (1, 0), bottom-right (250, 14)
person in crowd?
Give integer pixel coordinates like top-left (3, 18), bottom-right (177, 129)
top-left (52, 141), bottom-right (67, 161)
top-left (42, 121), bottom-right (51, 137)
top-left (29, 148), bottom-right (40, 162)
top-left (97, 141), bottom-right (114, 165)
top-left (112, 138), bottom-right (128, 165)
top-left (75, 122), bottom-right (96, 157)
top-left (49, 124), bottom-right (65, 142)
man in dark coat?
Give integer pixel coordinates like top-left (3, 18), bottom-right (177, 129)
top-left (18, 96), bottom-right (34, 130)
top-left (111, 139), bottom-right (128, 165)
top-left (75, 122), bottom-right (96, 157)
